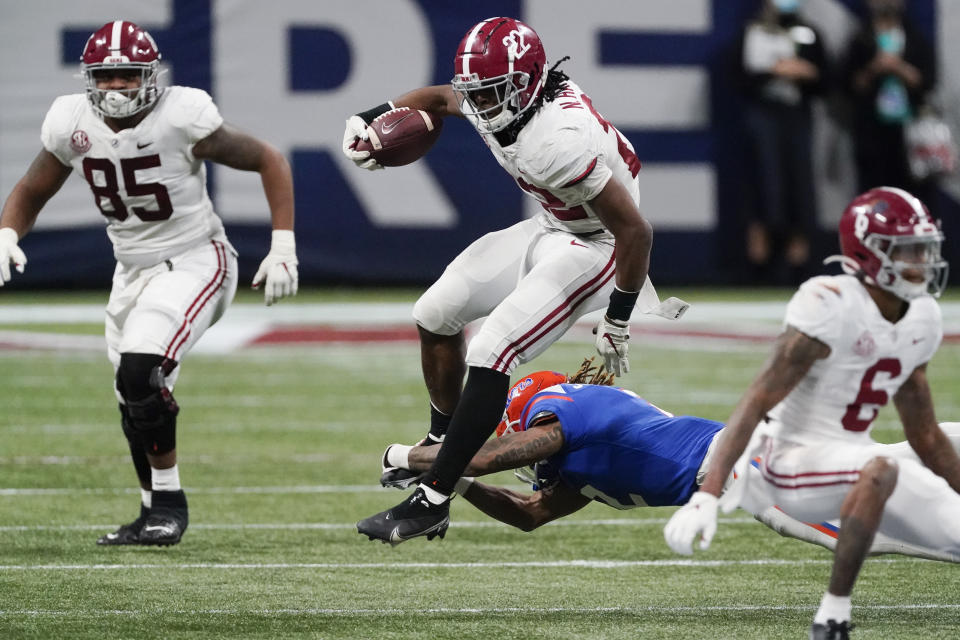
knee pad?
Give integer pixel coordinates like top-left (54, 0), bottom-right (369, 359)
top-left (117, 353), bottom-right (174, 401)
top-left (125, 389), bottom-right (179, 454)
top-left (118, 353), bottom-right (179, 455)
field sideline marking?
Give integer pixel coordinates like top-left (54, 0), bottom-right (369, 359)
top-left (0, 558), bottom-right (915, 571)
top-left (2, 603), bottom-right (959, 617)
top-left (0, 517), bottom-right (757, 532)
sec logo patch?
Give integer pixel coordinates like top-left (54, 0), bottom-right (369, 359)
top-left (69, 130), bottom-right (91, 153)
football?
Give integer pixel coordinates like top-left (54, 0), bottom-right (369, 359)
top-left (355, 107), bottom-right (443, 167)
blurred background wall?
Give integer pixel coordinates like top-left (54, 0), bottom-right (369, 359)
top-left (1, 0), bottom-right (957, 288)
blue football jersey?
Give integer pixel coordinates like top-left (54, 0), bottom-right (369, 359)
top-left (521, 384), bottom-right (723, 508)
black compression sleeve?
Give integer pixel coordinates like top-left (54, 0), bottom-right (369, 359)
top-left (422, 366), bottom-right (510, 494)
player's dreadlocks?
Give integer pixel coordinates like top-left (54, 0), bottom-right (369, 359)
top-left (567, 357), bottom-right (616, 387)
top-left (540, 56), bottom-right (572, 103)
top-left (498, 57), bottom-right (572, 142)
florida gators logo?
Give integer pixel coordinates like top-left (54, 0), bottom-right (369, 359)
top-left (70, 130), bottom-right (91, 153)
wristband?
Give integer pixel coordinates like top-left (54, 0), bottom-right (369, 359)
top-left (270, 229), bottom-right (296, 253)
top-left (356, 101), bottom-right (395, 125)
top-left (606, 286), bottom-right (639, 322)
top-left (453, 476), bottom-right (475, 496)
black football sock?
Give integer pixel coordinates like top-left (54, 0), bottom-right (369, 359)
top-left (426, 403), bottom-right (452, 443)
top-left (422, 367), bottom-right (510, 495)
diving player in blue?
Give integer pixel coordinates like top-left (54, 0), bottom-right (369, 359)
top-left (378, 359), bottom-right (726, 530)
top-left (375, 358), bottom-right (960, 563)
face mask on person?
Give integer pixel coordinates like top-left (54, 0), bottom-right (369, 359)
top-left (876, 27), bottom-right (905, 55)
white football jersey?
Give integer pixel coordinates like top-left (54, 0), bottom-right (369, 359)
top-left (482, 81), bottom-right (641, 235)
top-left (763, 275), bottom-right (942, 444)
top-left (41, 87), bottom-right (227, 266)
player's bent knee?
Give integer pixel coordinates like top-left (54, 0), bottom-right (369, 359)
top-left (861, 456), bottom-right (898, 496)
top-left (412, 296), bottom-right (463, 336)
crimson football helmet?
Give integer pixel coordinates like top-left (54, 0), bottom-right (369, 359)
top-left (451, 17), bottom-right (547, 134)
top-left (81, 20), bottom-right (162, 119)
top-left (829, 186), bottom-right (948, 300)
top-left (495, 370), bottom-right (568, 437)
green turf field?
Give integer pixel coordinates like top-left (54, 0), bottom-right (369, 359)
top-left (1, 291), bottom-right (959, 639)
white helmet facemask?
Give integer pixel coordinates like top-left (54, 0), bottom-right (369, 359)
top-left (866, 233), bottom-right (948, 300)
top-left (83, 63), bottom-right (160, 119)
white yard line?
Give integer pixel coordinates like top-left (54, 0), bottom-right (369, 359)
top-left (0, 558), bottom-right (915, 571)
top-left (4, 603), bottom-right (960, 617)
top-left (0, 517), bottom-right (757, 532)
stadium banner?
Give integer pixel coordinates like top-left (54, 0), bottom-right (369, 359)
top-left (0, 0), bottom-right (954, 287)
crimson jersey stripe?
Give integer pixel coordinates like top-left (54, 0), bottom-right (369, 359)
top-left (491, 252), bottom-right (616, 373)
top-left (562, 156), bottom-right (598, 188)
top-left (163, 241), bottom-right (228, 361)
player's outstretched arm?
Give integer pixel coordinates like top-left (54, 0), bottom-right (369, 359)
top-left (193, 124), bottom-right (297, 305)
top-left (457, 478), bottom-right (591, 531)
top-left (665, 326), bottom-right (828, 554)
top-left (399, 421), bottom-right (565, 476)
top-left (0, 149), bottom-right (72, 285)
top-left (342, 85), bottom-right (460, 172)
top-left (392, 85), bottom-right (462, 118)
top-left (895, 365), bottom-right (960, 494)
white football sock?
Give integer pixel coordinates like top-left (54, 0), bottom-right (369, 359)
top-left (140, 488), bottom-right (152, 509)
top-left (386, 444), bottom-right (413, 468)
top-left (419, 483), bottom-right (450, 505)
top-left (814, 592), bottom-right (851, 625)
top-left (151, 465), bottom-right (181, 492)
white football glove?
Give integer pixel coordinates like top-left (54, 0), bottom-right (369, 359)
top-left (252, 230), bottom-right (298, 306)
top-left (0, 227), bottom-right (26, 286)
top-left (663, 491), bottom-right (719, 555)
top-left (341, 115), bottom-right (383, 171)
top-left (593, 315), bottom-right (630, 376)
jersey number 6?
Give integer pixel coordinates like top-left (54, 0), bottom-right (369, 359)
top-left (841, 358), bottom-right (902, 432)
top-left (82, 155), bottom-right (174, 221)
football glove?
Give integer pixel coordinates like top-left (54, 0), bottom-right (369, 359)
top-left (663, 491), bottom-right (719, 555)
top-left (593, 315), bottom-right (630, 376)
top-left (342, 115), bottom-right (383, 171)
top-left (0, 227), bottom-right (26, 286)
top-left (252, 230), bottom-right (298, 306)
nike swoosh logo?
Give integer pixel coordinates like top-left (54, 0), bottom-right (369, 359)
top-left (570, 239), bottom-right (587, 248)
top-left (143, 524), bottom-right (174, 533)
top-left (137, 141), bottom-right (153, 149)
top-left (913, 337), bottom-right (925, 345)
top-left (381, 113), bottom-right (415, 135)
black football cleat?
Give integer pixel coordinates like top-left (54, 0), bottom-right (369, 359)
top-left (97, 503), bottom-right (150, 546)
top-left (380, 467), bottom-right (424, 490)
top-left (809, 619), bottom-right (854, 640)
top-left (357, 487), bottom-right (450, 547)
top-left (139, 489), bottom-right (188, 547)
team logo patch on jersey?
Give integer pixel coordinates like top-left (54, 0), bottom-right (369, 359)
top-left (853, 330), bottom-right (877, 358)
top-left (69, 130), bottom-right (91, 153)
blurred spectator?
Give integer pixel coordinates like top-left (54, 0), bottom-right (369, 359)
top-left (737, 0), bottom-right (828, 284)
top-left (842, 0), bottom-right (936, 199)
